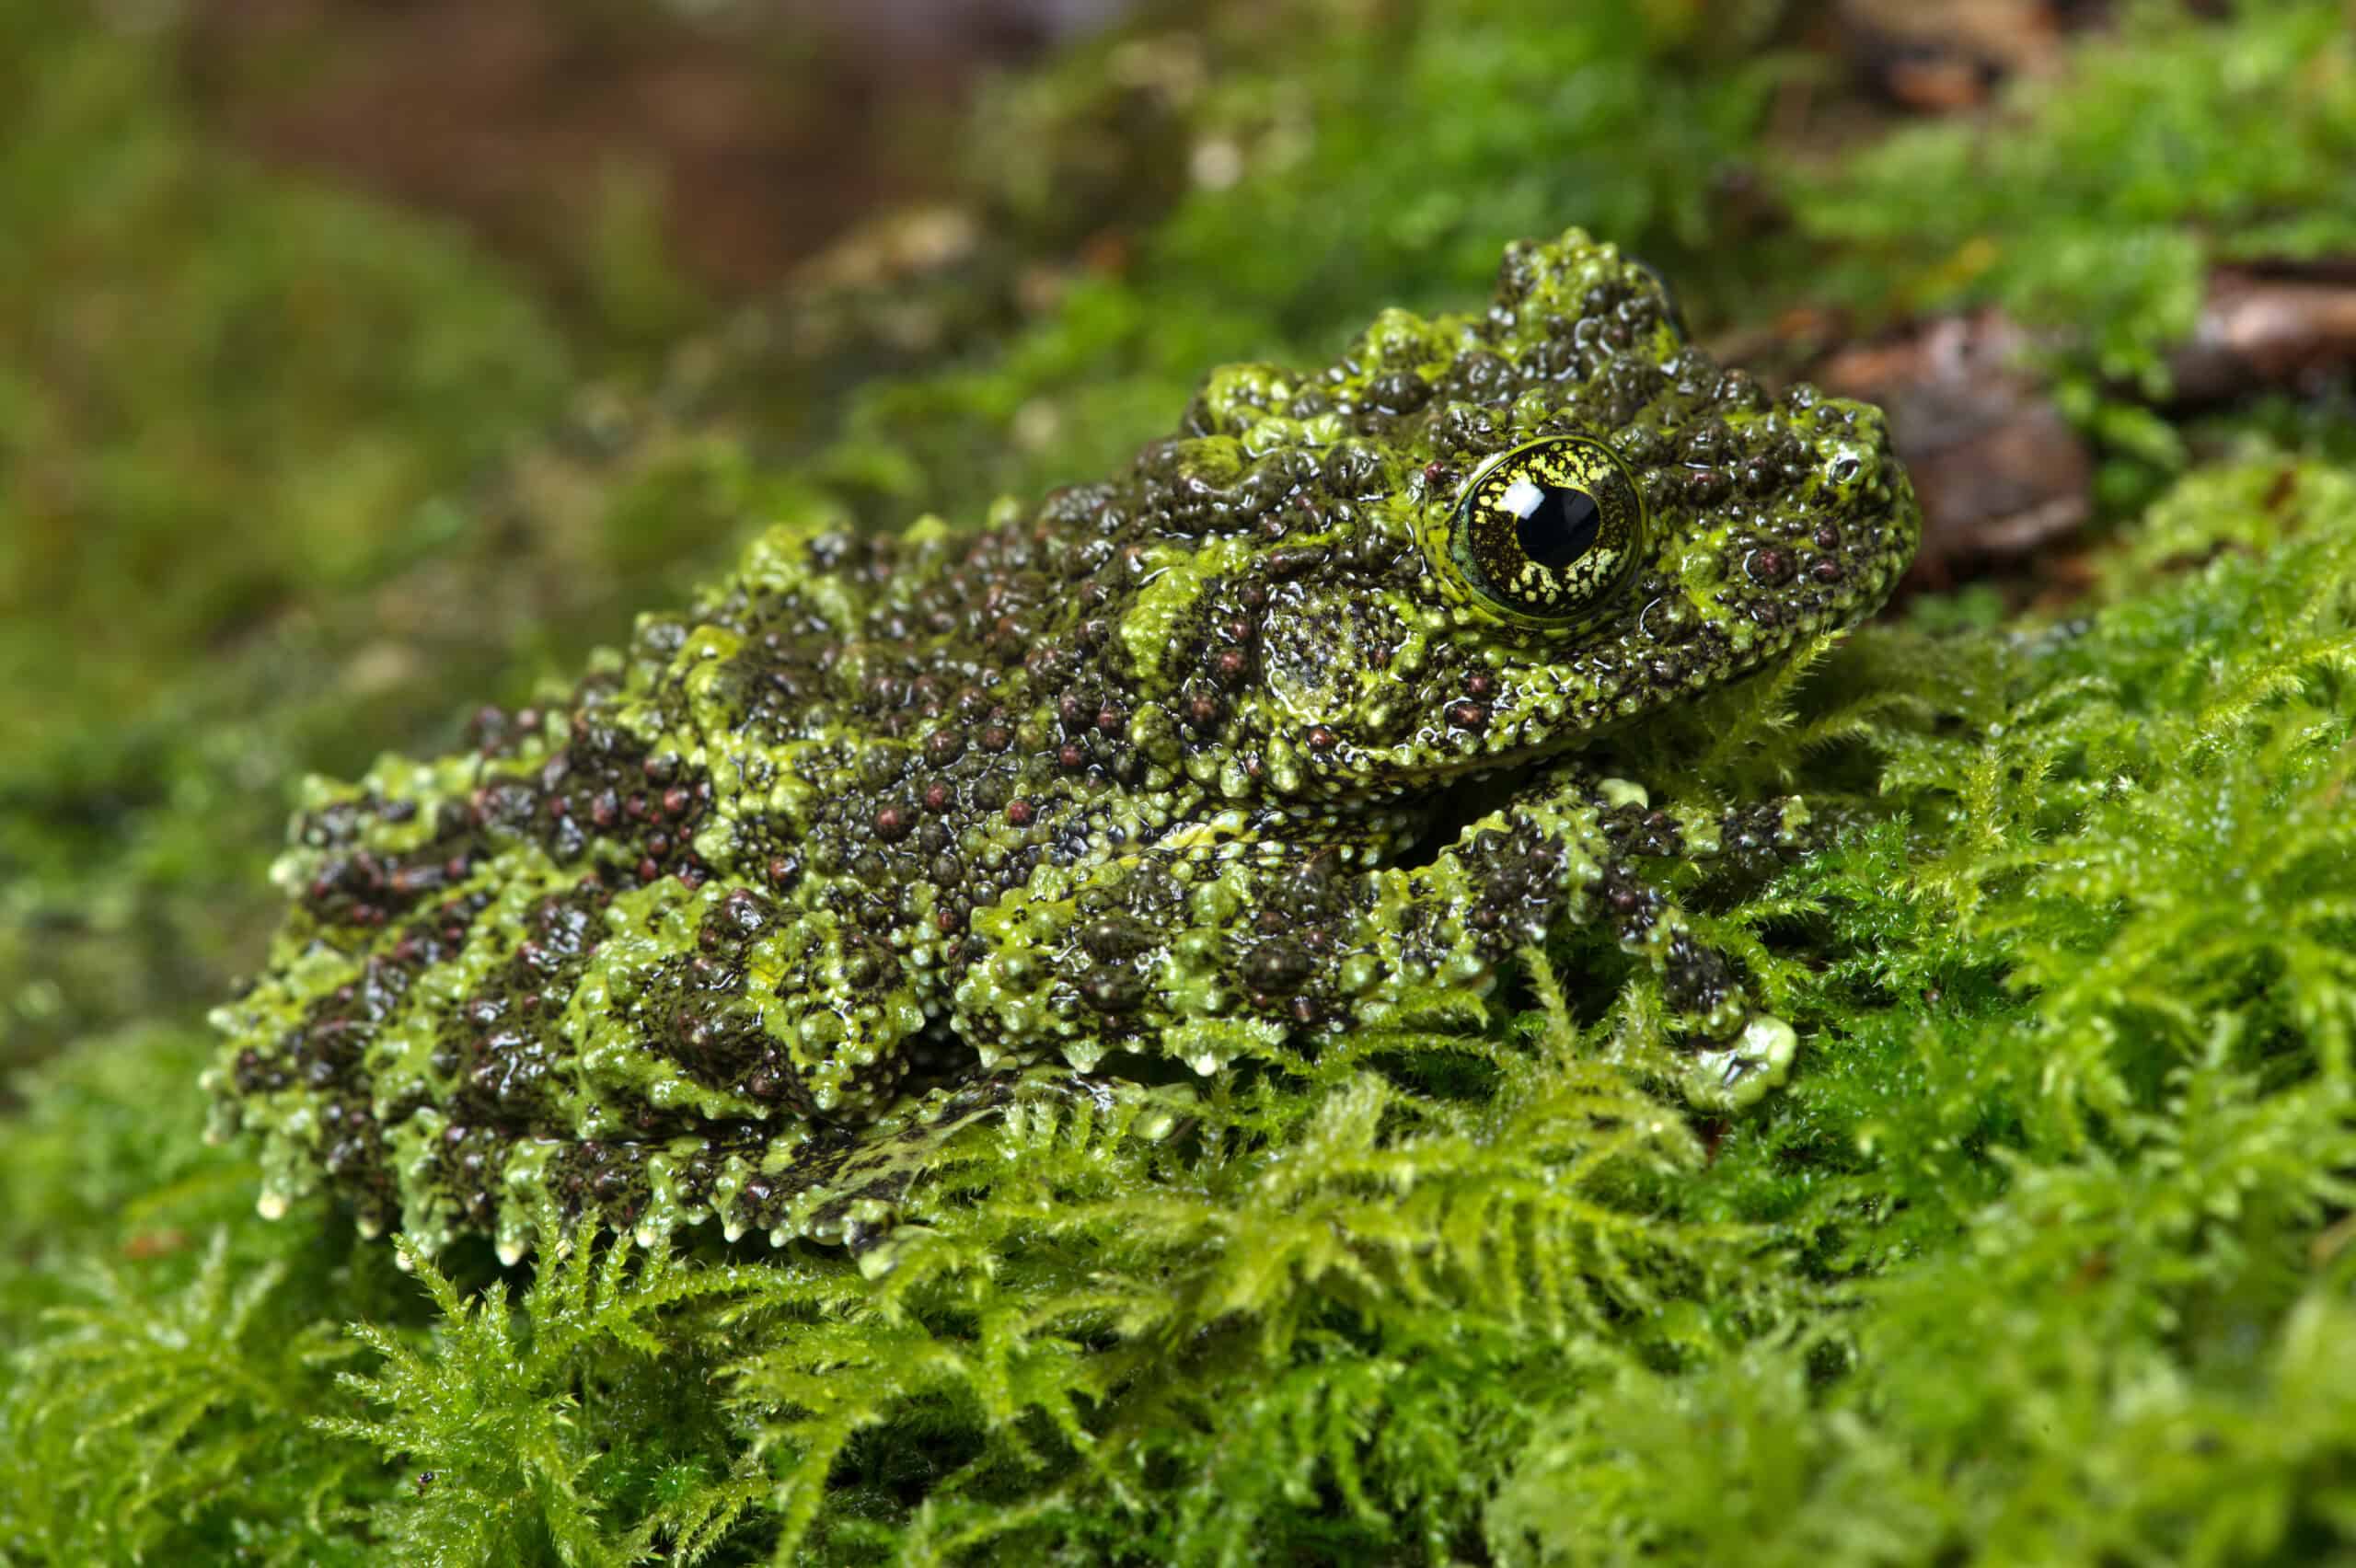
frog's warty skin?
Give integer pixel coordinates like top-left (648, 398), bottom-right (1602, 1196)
top-left (204, 228), bottom-right (1921, 1261)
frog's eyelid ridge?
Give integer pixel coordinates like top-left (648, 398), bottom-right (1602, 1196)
top-left (1450, 433), bottom-right (1638, 510)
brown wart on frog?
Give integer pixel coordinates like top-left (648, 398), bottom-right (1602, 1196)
top-left (205, 228), bottom-right (1920, 1264)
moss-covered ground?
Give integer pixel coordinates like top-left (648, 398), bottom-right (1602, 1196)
top-left (5, 1), bottom-right (2356, 1561)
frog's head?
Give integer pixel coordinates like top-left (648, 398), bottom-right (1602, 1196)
top-left (1109, 229), bottom-right (1919, 802)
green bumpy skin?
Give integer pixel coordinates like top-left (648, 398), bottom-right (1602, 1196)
top-left (206, 231), bottom-right (1919, 1262)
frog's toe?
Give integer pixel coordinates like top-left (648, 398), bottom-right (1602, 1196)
top-left (1682, 1013), bottom-right (1798, 1111)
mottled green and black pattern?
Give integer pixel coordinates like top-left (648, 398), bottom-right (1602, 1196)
top-left (206, 230), bottom-right (1919, 1262)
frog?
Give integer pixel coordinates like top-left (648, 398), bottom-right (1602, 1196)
top-left (204, 229), bottom-right (1919, 1264)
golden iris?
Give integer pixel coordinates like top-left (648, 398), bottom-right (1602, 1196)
top-left (1450, 436), bottom-right (1645, 622)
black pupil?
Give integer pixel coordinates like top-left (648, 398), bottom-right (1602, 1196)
top-left (1508, 481), bottom-right (1601, 569)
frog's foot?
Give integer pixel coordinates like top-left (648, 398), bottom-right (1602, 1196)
top-left (1579, 790), bottom-right (1812, 1113)
top-left (1682, 1013), bottom-right (1798, 1112)
top-left (1647, 928), bottom-right (1799, 1113)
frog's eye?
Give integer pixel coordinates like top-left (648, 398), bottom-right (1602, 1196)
top-left (1448, 436), bottom-right (1646, 623)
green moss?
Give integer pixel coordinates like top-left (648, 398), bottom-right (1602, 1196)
top-left (7, 1), bottom-right (2356, 1562)
top-left (0, 1024), bottom-right (402, 1563)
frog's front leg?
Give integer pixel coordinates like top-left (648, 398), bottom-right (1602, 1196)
top-left (1526, 770), bottom-right (1814, 1108)
top-left (1356, 764), bottom-right (1806, 1107)
top-left (949, 769), bottom-right (1807, 1108)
